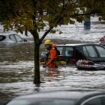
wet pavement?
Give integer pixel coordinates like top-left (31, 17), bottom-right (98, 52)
top-left (1, 42), bottom-right (105, 105)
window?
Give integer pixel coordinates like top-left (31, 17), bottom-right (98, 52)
top-left (82, 97), bottom-right (101, 105)
top-left (83, 46), bottom-right (89, 57)
top-left (83, 46), bottom-right (98, 57)
top-left (57, 46), bottom-right (64, 55)
top-left (82, 95), bottom-right (105, 105)
top-left (14, 34), bottom-right (23, 42)
top-left (65, 47), bottom-right (73, 57)
top-left (100, 96), bottom-right (105, 105)
top-left (9, 35), bottom-right (16, 42)
top-left (95, 46), bottom-right (105, 57)
top-left (0, 35), bottom-right (5, 41)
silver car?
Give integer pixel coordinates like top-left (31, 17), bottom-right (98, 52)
top-left (0, 33), bottom-right (27, 47)
top-left (6, 90), bottom-right (105, 105)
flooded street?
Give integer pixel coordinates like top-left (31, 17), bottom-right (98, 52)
top-left (1, 18), bottom-right (105, 104)
top-left (1, 43), bottom-right (105, 104)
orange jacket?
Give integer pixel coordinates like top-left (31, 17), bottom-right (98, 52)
top-left (47, 47), bottom-right (57, 66)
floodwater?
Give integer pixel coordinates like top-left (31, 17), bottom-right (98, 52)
top-left (0, 43), bottom-right (105, 105)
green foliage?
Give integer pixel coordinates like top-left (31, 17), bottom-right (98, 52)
top-left (0, 0), bottom-right (81, 34)
top-left (79, 0), bottom-right (105, 20)
top-left (0, 0), bottom-right (105, 35)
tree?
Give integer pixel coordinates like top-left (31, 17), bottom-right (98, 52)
top-left (1, 0), bottom-right (105, 87)
top-left (79, 0), bottom-right (105, 20)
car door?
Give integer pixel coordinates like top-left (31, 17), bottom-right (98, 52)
top-left (64, 46), bottom-right (75, 64)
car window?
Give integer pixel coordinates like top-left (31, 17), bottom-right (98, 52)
top-left (83, 46), bottom-right (98, 57)
top-left (82, 97), bottom-right (101, 105)
top-left (14, 34), bottom-right (23, 42)
top-left (57, 46), bottom-right (64, 55)
top-left (0, 35), bottom-right (6, 41)
top-left (95, 46), bottom-right (105, 57)
top-left (9, 34), bottom-right (16, 42)
top-left (100, 96), bottom-right (105, 105)
top-left (83, 46), bottom-right (89, 57)
top-left (65, 47), bottom-right (73, 57)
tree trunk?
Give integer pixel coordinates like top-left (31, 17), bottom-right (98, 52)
top-left (32, 32), bottom-right (40, 87)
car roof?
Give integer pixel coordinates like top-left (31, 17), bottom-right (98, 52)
top-left (0, 32), bottom-right (17, 36)
top-left (57, 43), bottom-right (99, 47)
top-left (14, 90), bottom-right (105, 101)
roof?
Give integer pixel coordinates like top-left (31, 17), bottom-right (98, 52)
top-left (0, 32), bottom-right (17, 36)
top-left (57, 43), bottom-right (99, 47)
top-left (15, 90), bottom-right (105, 100)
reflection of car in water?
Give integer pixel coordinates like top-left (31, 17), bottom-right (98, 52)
top-left (40, 43), bottom-right (105, 67)
top-left (6, 90), bottom-right (105, 105)
top-left (0, 33), bottom-right (27, 47)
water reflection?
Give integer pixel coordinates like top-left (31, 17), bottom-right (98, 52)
top-left (42, 68), bottom-right (60, 81)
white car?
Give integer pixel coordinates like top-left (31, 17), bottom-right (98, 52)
top-left (0, 33), bottom-right (27, 47)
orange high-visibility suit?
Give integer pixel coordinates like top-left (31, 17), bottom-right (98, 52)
top-left (46, 46), bottom-right (58, 68)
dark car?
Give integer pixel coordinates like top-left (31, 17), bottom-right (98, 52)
top-left (40, 43), bottom-right (105, 65)
top-left (6, 90), bottom-right (105, 105)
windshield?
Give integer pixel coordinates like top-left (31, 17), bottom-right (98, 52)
top-left (7, 99), bottom-right (75, 105)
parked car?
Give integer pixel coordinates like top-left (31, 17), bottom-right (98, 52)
top-left (0, 33), bottom-right (27, 47)
top-left (40, 43), bottom-right (105, 65)
top-left (6, 90), bottom-right (105, 105)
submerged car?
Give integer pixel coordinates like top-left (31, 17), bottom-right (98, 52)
top-left (6, 90), bottom-right (105, 105)
top-left (0, 33), bottom-right (27, 47)
top-left (40, 43), bottom-right (105, 65)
